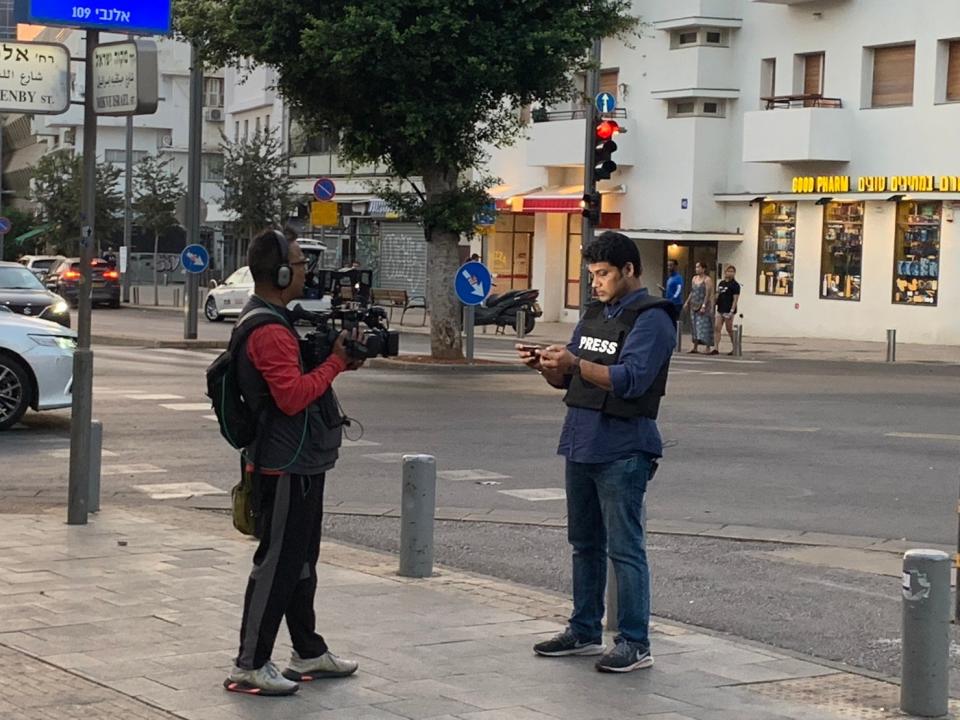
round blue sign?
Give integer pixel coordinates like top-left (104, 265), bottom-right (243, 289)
top-left (455, 261), bottom-right (492, 306)
top-left (313, 177), bottom-right (337, 202)
top-left (0, 216), bottom-right (11, 234)
top-left (595, 92), bottom-right (617, 114)
top-left (181, 244), bottom-right (209, 274)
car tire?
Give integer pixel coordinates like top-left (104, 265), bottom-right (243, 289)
top-left (205, 296), bottom-right (222, 322)
top-left (0, 354), bottom-right (32, 431)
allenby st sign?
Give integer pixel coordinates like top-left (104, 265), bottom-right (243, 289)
top-left (0, 41), bottom-right (70, 114)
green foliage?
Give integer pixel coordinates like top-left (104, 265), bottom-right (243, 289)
top-left (133, 154), bottom-right (186, 241)
top-left (2, 208), bottom-right (40, 261)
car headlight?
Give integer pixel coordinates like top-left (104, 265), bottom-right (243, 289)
top-left (49, 300), bottom-right (69, 315)
top-left (29, 334), bottom-right (77, 350)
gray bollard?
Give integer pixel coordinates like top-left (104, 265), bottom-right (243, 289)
top-left (88, 420), bottom-right (102, 513)
top-left (733, 324), bottom-right (743, 357)
top-left (886, 329), bottom-right (897, 363)
top-left (173, 288), bottom-right (180, 307)
top-left (399, 454), bottom-right (436, 578)
top-left (516, 310), bottom-right (527, 339)
top-left (675, 322), bottom-right (682, 354)
top-left (901, 549), bottom-right (951, 717)
top-left (132, 287), bottom-right (140, 304)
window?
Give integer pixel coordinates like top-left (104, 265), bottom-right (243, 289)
top-left (801, 52), bottom-right (824, 105)
top-left (678, 31), bottom-right (697, 45)
top-left (599, 69), bottom-right (619, 100)
top-left (760, 58), bottom-right (776, 104)
top-left (490, 214), bottom-right (534, 293)
top-left (672, 101), bottom-right (696, 116)
top-left (671, 27), bottom-right (728, 48)
top-left (705, 31), bottom-right (722, 44)
top-left (757, 201), bottom-right (796, 296)
top-left (820, 202), bottom-right (864, 301)
top-left (669, 99), bottom-right (725, 118)
top-left (265, 114), bottom-right (271, 131)
top-left (893, 201), bottom-right (940, 306)
top-left (201, 154), bottom-right (224, 183)
top-left (104, 149), bottom-right (148, 164)
top-left (203, 77), bottom-right (224, 108)
top-left (702, 101), bottom-right (720, 115)
top-left (255, 116), bottom-right (261, 135)
top-left (243, 119), bottom-right (249, 140)
top-left (234, 121), bottom-right (239, 142)
top-left (946, 40), bottom-right (960, 101)
top-left (871, 44), bottom-right (915, 107)
top-left (566, 215), bottom-right (582, 309)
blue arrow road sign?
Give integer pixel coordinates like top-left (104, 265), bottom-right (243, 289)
top-left (595, 92), bottom-right (617, 114)
top-left (313, 177), bottom-right (336, 202)
top-left (0, 216), bottom-right (11, 234)
top-left (455, 261), bottom-right (492, 306)
top-left (181, 244), bottom-right (210, 274)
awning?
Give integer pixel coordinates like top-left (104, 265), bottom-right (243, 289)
top-left (715, 192), bottom-right (960, 203)
top-left (368, 199), bottom-right (401, 219)
top-left (522, 184), bottom-right (624, 213)
top-left (13, 225), bottom-right (51, 244)
top-left (488, 184), bottom-right (542, 211)
top-left (619, 228), bottom-right (743, 243)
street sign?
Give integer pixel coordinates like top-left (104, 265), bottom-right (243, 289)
top-left (313, 177), bottom-right (336, 201)
top-left (595, 92), bottom-right (617, 114)
top-left (16, 0), bottom-right (173, 36)
top-left (0, 41), bottom-right (70, 115)
top-left (93, 40), bottom-right (159, 116)
top-left (455, 261), bottom-right (492, 306)
top-left (0, 216), bottom-right (11, 234)
top-left (310, 200), bottom-right (338, 227)
top-left (180, 244), bottom-right (209, 274)
top-left (475, 201), bottom-right (496, 228)
top-left (119, 246), bottom-right (128, 273)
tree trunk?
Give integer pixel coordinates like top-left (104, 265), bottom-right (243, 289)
top-left (152, 230), bottom-right (159, 306)
top-left (422, 168), bottom-right (463, 360)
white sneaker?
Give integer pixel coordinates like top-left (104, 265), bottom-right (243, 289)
top-left (223, 661), bottom-right (299, 696)
top-left (282, 650), bottom-right (359, 681)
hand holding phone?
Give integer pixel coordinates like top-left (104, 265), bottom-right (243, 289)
top-left (517, 344), bottom-right (542, 358)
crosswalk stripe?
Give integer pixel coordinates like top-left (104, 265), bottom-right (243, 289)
top-left (159, 403), bottom-right (211, 411)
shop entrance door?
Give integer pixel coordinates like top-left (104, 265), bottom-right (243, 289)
top-left (489, 213), bottom-right (534, 292)
top-left (664, 242), bottom-right (718, 328)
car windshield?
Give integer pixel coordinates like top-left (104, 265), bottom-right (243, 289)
top-left (0, 266), bottom-right (45, 290)
top-left (32, 259), bottom-right (58, 270)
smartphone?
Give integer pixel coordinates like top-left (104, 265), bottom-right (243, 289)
top-left (518, 344), bottom-right (542, 357)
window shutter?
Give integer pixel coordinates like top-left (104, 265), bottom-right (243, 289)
top-left (599, 71), bottom-right (619, 100)
top-left (872, 44), bottom-right (915, 107)
top-left (947, 41), bottom-right (960, 101)
top-left (804, 54), bottom-right (823, 95)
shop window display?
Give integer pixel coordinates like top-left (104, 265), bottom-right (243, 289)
top-left (757, 201), bottom-right (796, 296)
top-left (820, 201), bottom-right (864, 301)
top-left (893, 201), bottom-right (940, 306)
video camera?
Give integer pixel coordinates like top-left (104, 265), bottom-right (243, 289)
top-left (292, 267), bottom-right (400, 366)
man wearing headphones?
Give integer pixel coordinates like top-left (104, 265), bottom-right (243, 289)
top-left (224, 229), bottom-right (361, 696)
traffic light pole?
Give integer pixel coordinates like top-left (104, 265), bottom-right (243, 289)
top-left (184, 43), bottom-right (203, 340)
top-left (579, 38), bottom-right (601, 316)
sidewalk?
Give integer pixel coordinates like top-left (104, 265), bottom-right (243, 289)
top-left (0, 504), bottom-right (942, 720)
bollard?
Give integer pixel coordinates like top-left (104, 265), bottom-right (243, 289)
top-left (886, 329), bottom-right (897, 363)
top-left (516, 310), bottom-right (527, 339)
top-left (605, 558), bottom-right (618, 632)
top-left (173, 288), bottom-right (180, 307)
top-left (132, 287), bottom-right (140, 304)
top-left (733, 324), bottom-right (743, 357)
top-left (675, 321), bottom-right (682, 353)
top-left (901, 549), bottom-right (950, 717)
top-left (399, 454), bottom-right (436, 578)
top-left (88, 420), bottom-right (102, 513)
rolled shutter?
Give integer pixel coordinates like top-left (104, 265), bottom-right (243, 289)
top-left (872, 45), bottom-right (915, 107)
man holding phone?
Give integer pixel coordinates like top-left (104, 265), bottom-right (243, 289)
top-left (516, 231), bottom-right (676, 673)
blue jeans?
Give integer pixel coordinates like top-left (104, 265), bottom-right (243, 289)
top-left (565, 454), bottom-right (654, 647)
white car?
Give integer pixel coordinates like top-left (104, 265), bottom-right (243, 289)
top-left (0, 310), bottom-right (75, 430)
top-left (18, 255), bottom-right (67, 280)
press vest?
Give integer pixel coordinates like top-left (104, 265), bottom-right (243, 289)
top-left (563, 296), bottom-right (676, 420)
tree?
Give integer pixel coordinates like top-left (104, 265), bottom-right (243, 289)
top-left (1, 209), bottom-right (40, 261)
top-left (218, 128), bottom-right (295, 264)
top-left (133, 154), bottom-right (186, 305)
top-left (174, 0), bottom-right (636, 359)
top-left (31, 152), bottom-right (123, 255)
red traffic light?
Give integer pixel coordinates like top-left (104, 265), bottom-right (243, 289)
top-left (595, 120), bottom-right (620, 141)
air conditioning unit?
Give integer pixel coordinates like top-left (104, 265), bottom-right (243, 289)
top-left (157, 133), bottom-right (174, 149)
top-left (205, 108), bottom-right (224, 123)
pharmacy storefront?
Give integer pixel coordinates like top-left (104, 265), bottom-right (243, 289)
top-left (719, 174), bottom-right (960, 345)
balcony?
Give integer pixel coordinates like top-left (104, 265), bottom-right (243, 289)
top-left (526, 110), bottom-right (638, 168)
top-left (742, 105), bottom-right (851, 163)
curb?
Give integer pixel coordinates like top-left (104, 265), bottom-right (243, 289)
top-left (92, 334), bottom-right (228, 349)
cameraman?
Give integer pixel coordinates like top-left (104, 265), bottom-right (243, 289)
top-left (224, 230), bottom-right (361, 697)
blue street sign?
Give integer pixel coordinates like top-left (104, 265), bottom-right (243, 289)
top-left (475, 201), bottom-right (496, 228)
top-left (181, 244), bottom-right (209, 274)
top-left (0, 216), bottom-right (11, 234)
top-left (16, 0), bottom-right (173, 35)
top-left (313, 177), bottom-right (336, 202)
top-left (595, 92), bottom-right (617, 114)
top-left (455, 261), bottom-right (492, 306)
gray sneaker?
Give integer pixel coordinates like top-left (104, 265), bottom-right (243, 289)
top-left (595, 639), bottom-right (654, 673)
top-left (224, 661), bottom-right (299, 695)
top-left (533, 628), bottom-right (606, 657)
top-left (282, 650), bottom-right (359, 681)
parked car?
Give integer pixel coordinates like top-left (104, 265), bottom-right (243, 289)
top-left (18, 255), bottom-right (67, 280)
top-left (45, 257), bottom-right (121, 308)
top-left (0, 261), bottom-right (71, 327)
top-left (0, 311), bottom-right (75, 430)
top-left (205, 264), bottom-right (332, 322)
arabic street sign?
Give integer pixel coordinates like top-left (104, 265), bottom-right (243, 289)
top-left (93, 40), bottom-right (159, 116)
top-left (0, 41), bottom-right (70, 115)
top-left (16, 0), bottom-right (173, 36)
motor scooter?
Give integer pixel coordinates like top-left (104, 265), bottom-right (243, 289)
top-left (474, 288), bottom-right (542, 334)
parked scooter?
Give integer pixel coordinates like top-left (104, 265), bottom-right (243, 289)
top-left (474, 288), bottom-right (542, 334)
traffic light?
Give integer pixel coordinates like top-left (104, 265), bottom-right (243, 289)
top-left (580, 191), bottom-right (601, 224)
top-left (594, 120), bottom-right (620, 180)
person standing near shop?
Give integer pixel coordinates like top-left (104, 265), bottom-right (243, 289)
top-left (713, 265), bottom-right (740, 356)
top-left (658, 259), bottom-right (684, 312)
top-left (682, 261), bottom-right (714, 354)
top-left (516, 231), bottom-right (676, 673)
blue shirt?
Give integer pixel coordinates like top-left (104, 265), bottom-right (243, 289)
top-left (558, 288), bottom-right (676, 464)
top-left (664, 271), bottom-right (684, 306)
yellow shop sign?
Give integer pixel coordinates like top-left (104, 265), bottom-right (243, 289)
top-left (792, 174), bottom-right (960, 194)
top-left (791, 176), bottom-right (850, 193)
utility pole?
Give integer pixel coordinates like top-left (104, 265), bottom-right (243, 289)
top-left (122, 37), bottom-right (133, 303)
top-left (184, 43), bottom-right (203, 339)
top-left (579, 38), bottom-right (601, 316)
top-left (67, 29), bottom-right (99, 525)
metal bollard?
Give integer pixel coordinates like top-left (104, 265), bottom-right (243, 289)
top-left (516, 310), bottom-right (527, 339)
top-left (132, 287), bottom-right (140, 304)
top-left (886, 329), bottom-right (897, 363)
top-left (900, 549), bottom-right (950, 717)
top-left (173, 288), bottom-right (180, 307)
top-left (88, 420), bottom-right (102, 513)
top-left (733, 324), bottom-right (743, 357)
top-left (675, 322), bottom-right (682, 353)
top-left (399, 454), bottom-right (436, 578)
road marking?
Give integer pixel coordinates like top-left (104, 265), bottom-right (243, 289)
top-left (499, 488), bottom-right (566, 502)
top-left (92, 387), bottom-right (145, 395)
top-left (47, 448), bottom-right (117, 458)
top-left (438, 469), bottom-right (511, 482)
top-left (133, 481), bottom-right (225, 500)
top-left (672, 357), bottom-right (766, 365)
top-left (101, 463), bottom-right (168, 476)
top-left (510, 415), bottom-right (562, 422)
top-left (123, 393), bottom-right (184, 401)
top-left (152, 348), bottom-right (222, 360)
top-left (159, 403), bottom-right (212, 411)
top-left (886, 432), bottom-right (960, 441)
top-left (203, 415), bottom-right (218, 421)
top-left (342, 439), bottom-right (381, 448)
top-left (675, 423), bottom-right (819, 434)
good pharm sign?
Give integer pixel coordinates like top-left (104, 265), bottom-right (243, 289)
top-left (791, 175), bottom-right (960, 193)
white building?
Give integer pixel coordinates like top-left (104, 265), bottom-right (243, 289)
top-left (485, 0), bottom-right (960, 344)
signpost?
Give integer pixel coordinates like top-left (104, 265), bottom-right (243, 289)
top-left (454, 260), bottom-right (492, 363)
top-left (92, 40), bottom-right (158, 116)
top-left (313, 177), bottom-right (336, 202)
top-left (16, 0), bottom-right (173, 35)
top-left (0, 41), bottom-right (70, 115)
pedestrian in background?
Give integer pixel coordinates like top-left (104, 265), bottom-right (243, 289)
top-left (713, 265), bottom-right (741, 356)
top-left (658, 259), bottom-right (684, 312)
top-left (683, 261), bottom-right (714, 354)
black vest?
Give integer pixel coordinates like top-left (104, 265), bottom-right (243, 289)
top-left (564, 295), bottom-right (676, 420)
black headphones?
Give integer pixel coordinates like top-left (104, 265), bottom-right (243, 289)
top-left (273, 230), bottom-right (292, 290)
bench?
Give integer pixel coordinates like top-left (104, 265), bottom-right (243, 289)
top-left (372, 288), bottom-right (427, 326)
